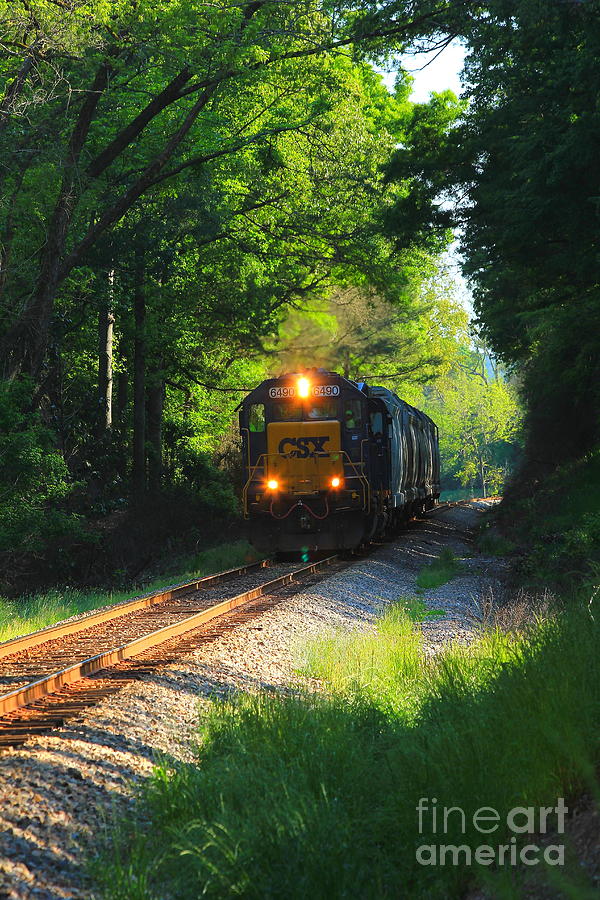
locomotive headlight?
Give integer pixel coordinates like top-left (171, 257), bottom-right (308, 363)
top-left (267, 479), bottom-right (279, 490)
top-left (297, 377), bottom-right (310, 397)
top-left (331, 477), bottom-right (341, 488)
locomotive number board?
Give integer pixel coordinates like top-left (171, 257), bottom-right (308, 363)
top-left (312, 384), bottom-right (340, 397)
top-left (269, 384), bottom-right (340, 399)
top-left (269, 386), bottom-right (296, 398)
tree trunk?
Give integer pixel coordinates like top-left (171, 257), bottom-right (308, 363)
top-left (97, 270), bottom-right (115, 435)
top-left (0, 167), bottom-right (30, 300)
top-left (343, 349), bottom-right (350, 379)
top-left (132, 258), bottom-right (146, 501)
top-left (147, 375), bottom-right (164, 493)
top-left (479, 455), bottom-right (487, 498)
top-left (113, 368), bottom-right (128, 482)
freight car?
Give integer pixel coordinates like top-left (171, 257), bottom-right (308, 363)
top-left (239, 369), bottom-right (440, 553)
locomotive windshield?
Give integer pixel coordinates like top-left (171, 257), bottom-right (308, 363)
top-left (268, 398), bottom-right (338, 421)
top-left (270, 401), bottom-right (303, 421)
top-left (248, 404), bottom-right (265, 432)
top-left (343, 399), bottom-right (363, 429)
top-left (306, 398), bottom-right (338, 419)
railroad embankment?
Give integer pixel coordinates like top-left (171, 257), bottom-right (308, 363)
top-left (498, 449), bottom-right (600, 597)
top-left (0, 501), bottom-right (597, 899)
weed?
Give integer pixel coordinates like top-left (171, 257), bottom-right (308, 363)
top-left (477, 527), bottom-right (516, 557)
top-left (416, 548), bottom-right (462, 591)
top-left (473, 586), bottom-right (557, 633)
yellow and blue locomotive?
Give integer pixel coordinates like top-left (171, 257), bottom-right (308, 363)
top-left (239, 369), bottom-right (440, 553)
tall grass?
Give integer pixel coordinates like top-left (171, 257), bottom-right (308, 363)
top-left (300, 599), bottom-right (443, 717)
top-left (416, 547), bottom-right (462, 591)
top-left (0, 540), bottom-right (259, 643)
top-left (476, 525), bottom-right (516, 557)
top-left (0, 588), bottom-right (133, 643)
top-left (92, 599), bottom-right (600, 899)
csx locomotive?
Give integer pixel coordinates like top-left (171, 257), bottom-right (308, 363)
top-left (239, 369), bottom-right (440, 553)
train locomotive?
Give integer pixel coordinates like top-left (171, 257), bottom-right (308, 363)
top-left (239, 369), bottom-right (440, 553)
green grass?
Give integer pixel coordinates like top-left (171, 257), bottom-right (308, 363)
top-left (91, 599), bottom-right (600, 900)
top-left (299, 598), bottom-right (444, 716)
top-left (0, 540), bottom-right (260, 643)
top-left (416, 548), bottom-right (462, 591)
top-left (476, 525), bottom-right (516, 557)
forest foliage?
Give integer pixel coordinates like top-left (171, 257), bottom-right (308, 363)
top-left (389, 0), bottom-right (600, 470)
top-left (274, 279), bottom-right (522, 498)
top-left (3, 0), bottom-right (594, 587)
top-left (0, 3), bottom-right (402, 564)
top-left (0, 0), bottom-right (499, 589)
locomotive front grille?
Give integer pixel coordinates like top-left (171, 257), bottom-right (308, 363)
top-left (266, 420), bottom-right (343, 495)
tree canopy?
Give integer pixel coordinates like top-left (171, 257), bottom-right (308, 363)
top-left (8, 0), bottom-right (592, 586)
top-left (386, 0), bottom-right (600, 465)
top-left (0, 0), bottom-right (470, 587)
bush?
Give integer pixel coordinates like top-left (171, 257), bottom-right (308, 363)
top-left (0, 380), bottom-right (80, 569)
top-left (504, 451), bottom-right (600, 593)
top-left (476, 521), bottom-right (516, 557)
top-left (170, 449), bottom-right (240, 515)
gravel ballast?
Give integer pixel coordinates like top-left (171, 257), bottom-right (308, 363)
top-left (0, 502), bottom-right (503, 899)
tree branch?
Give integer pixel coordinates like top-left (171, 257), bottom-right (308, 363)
top-left (60, 84), bottom-right (218, 278)
top-left (85, 67), bottom-right (194, 179)
top-left (0, 53), bottom-right (36, 133)
top-left (176, 3), bottom-right (455, 100)
top-left (146, 116), bottom-right (316, 189)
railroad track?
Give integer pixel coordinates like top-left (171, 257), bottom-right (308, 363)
top-left (0, 555), bottom-right (343, 749)
top-left (0, 503), bottom-right (459, 751)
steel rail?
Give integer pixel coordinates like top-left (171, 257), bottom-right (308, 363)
top-left (0, 560), bottom-right (270, 661)
top-left (0, 555), bottom-right (338, 717)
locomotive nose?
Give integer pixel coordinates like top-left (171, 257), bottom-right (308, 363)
top-left (266, 420), bottom-right (343, 496)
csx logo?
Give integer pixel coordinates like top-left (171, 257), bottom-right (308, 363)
top-left (278, 436), bottom-right (330, 458)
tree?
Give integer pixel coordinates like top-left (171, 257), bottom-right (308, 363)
top-left (0, 0), bottom-right (452, 380)
top-left (0, 379), bottom-right (80, 571)
top-left (385, 0), bottom-right (600, 468)
top-left (271, 260), bottom-right (461, 383)
top-left (1, 12), bottom-right (459, 506)
top-left (2, 1), bottom-right (500, 585)
top-left (429, 354), bottom-right (523, 497)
